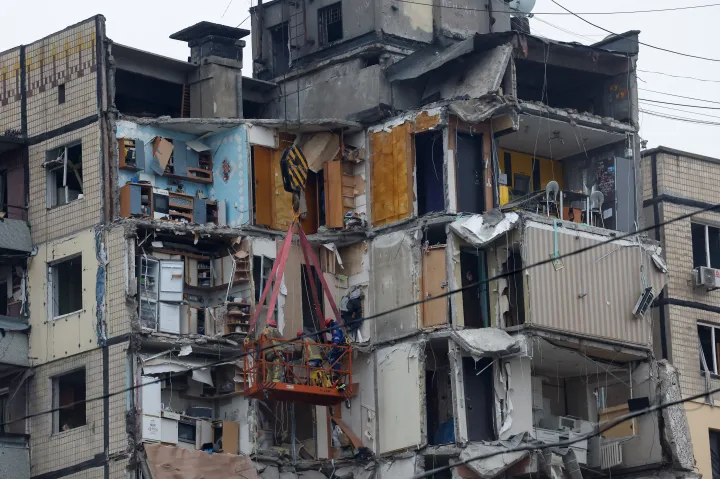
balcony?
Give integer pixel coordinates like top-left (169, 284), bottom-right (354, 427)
top-left (450, 211), bottom-right (667, 350)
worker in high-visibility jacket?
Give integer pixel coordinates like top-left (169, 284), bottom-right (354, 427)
top-left (325, 318), bottom-right (347, 391)
top-left (261, 319), bottom-right (283, 382)
top-left (296, 331), bottom-right (323, 368)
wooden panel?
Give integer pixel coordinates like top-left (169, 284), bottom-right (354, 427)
top-left (422, 247), bottom-right (448, 327)
top-left (324, 160), bottom-right (344, 229)
top-left (600, 404), bottom-right (634, 438)
top-left (414, 111), bottom-right (441, 132)
top-left (370, 122), bottom-right (414, 226)
top-left (271, 148), bottom-right (294, 231)
top-left (253, 146), bottom-right (273, 227)
top-left (222, 421), bottom-right (240, 454)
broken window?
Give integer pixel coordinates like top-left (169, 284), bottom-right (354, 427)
top-left (692, 223), bottom-right (720, 269)
top-left (0, 170), bottom-right (7, 214)
top-left (699, 323), bottom-right (720, 375)
top-left (49, 255), bottom-right (83, 319)
top-left (460, 249), bottom-right (489, 328)
top-left (415, 131), bottom-right (444, 216)
top-left (114, 70), bottom-right (182, 117)
top-left (53, 369), bottom-right (86, 432)
top-left (318, 3), bottom-right (343, 46)
top-left (270, 22), bottom-right (290, 76)
top-left (46, 143), bottom-right (83, 208)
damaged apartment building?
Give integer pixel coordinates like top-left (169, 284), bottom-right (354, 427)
top-left (0, 2), bottom-right (700, 479)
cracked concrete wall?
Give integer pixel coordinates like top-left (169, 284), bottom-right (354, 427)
top-left (658, 360), bottom-right (696, 471)
top-left (379, 453), bottom-right (423, 479)
top-left (347, 350), bottom-right (377, 453)
top-left (369, 230), bottom-right (420, 342)
top-left (268, 60), bottom-right (391, 122)
top-left (376, 341), bottom-right (424, 454)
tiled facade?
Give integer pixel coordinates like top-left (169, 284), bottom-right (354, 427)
top-left (0, 47), bottom-right (23, 134)
top-left (27, 123), bottom-right (103, 244)
top-left (643, 150), bottom-right (720, 399)
top-left (28, 350), bottom-right (105, 477)
top-left (24, 18), bottom-right (100, 138)
top-left (106, 225), bottom-right (132, 338)
top-left (643, 148), bottom-right (720, 479)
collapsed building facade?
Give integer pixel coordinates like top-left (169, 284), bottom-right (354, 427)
top-left (0, 2), bottom-right (700, 479)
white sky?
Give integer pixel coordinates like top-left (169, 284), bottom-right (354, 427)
top-left (2, 0), bottom-right (718, 157)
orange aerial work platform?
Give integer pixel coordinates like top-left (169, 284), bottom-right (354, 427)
top-left (243, 218), bottom-right (357, 406)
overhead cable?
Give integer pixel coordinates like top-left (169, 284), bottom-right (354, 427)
top-left (551, 0), bottom-right (720, 63)
top-left (394, 0), bottom-right (720, 15)
top-left (5, 198), bottom-right (720, 431)
top-left (414, 382), bottom-right (720, 478)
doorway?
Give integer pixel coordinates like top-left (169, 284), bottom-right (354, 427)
top-left (415, 131), bottom-right (445, 216)
top-left (463, 357), bottom-right (494, 441)
top-left (460, 250), bottom-right (489, 328)
top-left (456, 134), bottom-right (485, 214)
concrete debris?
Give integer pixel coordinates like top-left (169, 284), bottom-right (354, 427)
top-left (458, 443), bottom-right (529, 479)
top-left (260, 466), bottom-right (280, 479)
top-left (449, 212), bottom-right (519, 248)
top-left (451, 328), bottom-right (522, 362)
top-left (297, 471), bottom-right (328, 479)
top-left (657, 361), bottom-right (696, 471)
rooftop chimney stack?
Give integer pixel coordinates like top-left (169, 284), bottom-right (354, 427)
top-left (171, 22), bottom-right (250, 118)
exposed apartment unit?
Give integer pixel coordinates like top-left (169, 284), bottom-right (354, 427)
top-left (0, 2), bottom-right (702, 479)
top-left (642, 146), bottom-right (720, 479)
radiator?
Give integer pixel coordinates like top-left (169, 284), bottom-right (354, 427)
top-left (600, 442), bottom-right (623, 469)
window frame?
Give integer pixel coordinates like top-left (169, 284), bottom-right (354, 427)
top-left (318, 2), bottom-right (343, 46)
top-left (52, 368), bottom-right (87, 434)
top-left (699, 321), bottom-right (720, 375)
top-left (46, 142), bottom-right (83, 209)
top-left (48, 254), bottom-right (83, 320)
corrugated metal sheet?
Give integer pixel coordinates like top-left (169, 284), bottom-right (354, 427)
top-left (524, 222), bottom-right (666, 346)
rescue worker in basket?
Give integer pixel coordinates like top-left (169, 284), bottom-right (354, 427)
top-left (294, 331), bottom-right (325, 386)
top-left (262, 319), bottom-right (283, 382)
top-left (325, 318), bottom-right (347, 391)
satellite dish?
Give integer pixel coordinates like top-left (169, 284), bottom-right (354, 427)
top-left (507, 0), bottom-right (536, 16)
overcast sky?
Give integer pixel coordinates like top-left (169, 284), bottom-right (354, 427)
top-left (2, 0), bottom-right (718, 157)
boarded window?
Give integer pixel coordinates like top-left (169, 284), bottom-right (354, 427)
top-left (371, 122), bottom-right (413, 226)
top-left (252, 136), bottom-right (295, 231)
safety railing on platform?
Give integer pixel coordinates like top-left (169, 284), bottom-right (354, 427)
top-left (243, 337), bottom-right (352, 395)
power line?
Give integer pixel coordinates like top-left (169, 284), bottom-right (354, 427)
top-left (639, 102), bottom-right (720, 120)
top-left (394, 0), bottom-right (720, 15)
top-left (638, 69), bottom-right (720, 84)
top-left (8, 199), bottom-right (720, 431)
top-left (640, 98), bottom-right (720, 110)
top-left (640, 108), bottom-right (720, 126)
top-left (415, 381), bottom-right (720, 479)
top-left (640, 88), bottom-right (720, 106)
top-left (551, 0), bottom-right (720, 63)
top-left (220, 0), bottom-right (234, 19)
top-left (237, 13), bottom-right (251, 27)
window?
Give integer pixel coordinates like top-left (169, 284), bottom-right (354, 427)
top-left (58, 83), bottom-right (66, 104)
top-left (49, 255), bottom-right (83, 319)
top-left (692, 223), bottom-right (720, 269)
top-left (699, 323), bottom-right (720, 375)
top-left (53, 369), bottom-right (86, 432)
top-left (710, 429), bottom-right (720, 479)
top-left (318, 3), bottom-right (343, 45)
top-left (46, 143), bottom-right (83, 208)
top-left (0, 170), bottom-right (7, 215)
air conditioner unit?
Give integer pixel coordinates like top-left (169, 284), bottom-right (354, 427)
top-left (632, 287), bottom-right (655, 318)
top-left (694, 266), bottom-right (720, 291)
top-left (540, 415), bottom-right (579, 432)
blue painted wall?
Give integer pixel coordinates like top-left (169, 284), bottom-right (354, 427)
top-left (115, 121), bottom-right (250, 226)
